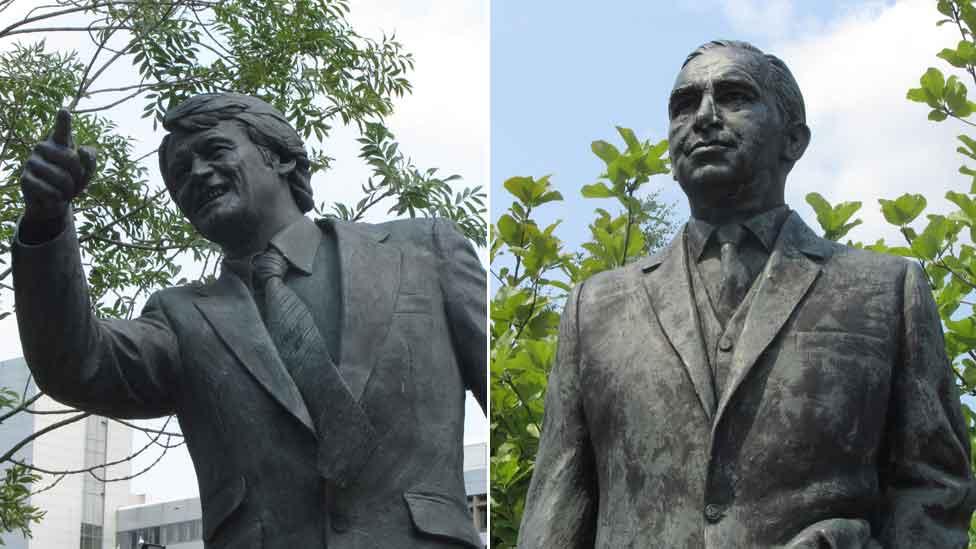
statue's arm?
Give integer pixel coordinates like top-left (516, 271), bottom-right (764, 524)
top-left (433, 218), bottom-right (487, 414)
top-left (13, 214), bottom-right (180, 419)
top-left (517, 283), bottom-right (596, 549)
top-left (879, 261), bottom-right (974, 548)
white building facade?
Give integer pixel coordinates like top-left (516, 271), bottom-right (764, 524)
top-left (0, 357), bottom-right (138, 549)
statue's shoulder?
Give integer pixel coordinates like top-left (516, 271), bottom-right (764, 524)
top-left (822, 239), bottom-right (910, 279)
top-left (315, 216), bottom-right (440, 252)
top-left (572, 261), bottom-right (646, 311)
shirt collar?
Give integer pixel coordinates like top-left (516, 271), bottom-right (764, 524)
top-left (687, 205), bottom-right (791, 261)
top-left (222, 216), bottom-right (322, 284)
top-left (268, 215), bottom-right (322, 275)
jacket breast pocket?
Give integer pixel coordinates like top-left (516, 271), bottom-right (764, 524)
top-left (787, 331), bottom-right (892, 453)
top-left (395, 293), bottom-right (432, 314)
top-left (403, 489), bottom-right (482, 548)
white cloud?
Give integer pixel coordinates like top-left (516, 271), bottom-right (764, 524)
top-left (720, 0), bottom-right (799, 40)
top-left (770, 0), bottom-right (962, 245)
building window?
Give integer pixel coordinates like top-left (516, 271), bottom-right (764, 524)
top-left (119, 519), bottom-right (202, 548)
top-left (80, 522), bottom-right (102, 549)
top-left (81, 416), bottom-right (108, 548)
top-left (467, 494), bottom-right (487, 533)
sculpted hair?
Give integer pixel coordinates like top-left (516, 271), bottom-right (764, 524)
top-left (159, 93), bottom-right (314, 213)
top-left (683, 40), bottom-right (806, 128)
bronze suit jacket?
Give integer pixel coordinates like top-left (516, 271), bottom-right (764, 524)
top-left (518, 213), bottom-right (973, 548)
top-left (13, 216), bottom-right (486, 549)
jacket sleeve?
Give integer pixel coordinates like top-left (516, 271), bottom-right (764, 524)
top-left (12, 215), bottom-right (180, 418)
top-left (879, 261), bottom-right (974, 548)
top-left (432, 218), bottom-right (487, 414)
top-left (517, 283), bottom-right (597, 549)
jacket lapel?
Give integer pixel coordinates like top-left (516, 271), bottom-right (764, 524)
top-left (639, 227), bottom-right (716, 420)
top-left (330, 220), bottom-right (401, 403)
top-left (193, 271), bottom-right (315, 434)
top-left (714, 213), bottom-right (832, 423)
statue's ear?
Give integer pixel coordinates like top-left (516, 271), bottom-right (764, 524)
top-left (275, 158), bottom-right (297, 177)
top-left (783, 122), bottom-right (810, 162)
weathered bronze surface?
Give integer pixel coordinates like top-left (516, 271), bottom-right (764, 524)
top-left (15, 93), bottom-right (486, 549)
top-left (517, 40), bottom-right (974, 548)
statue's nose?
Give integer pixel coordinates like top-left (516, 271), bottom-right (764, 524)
top-left (693, 93), bottom-right (720, 130)
top-left (190, 155), bottom-right (215, 183)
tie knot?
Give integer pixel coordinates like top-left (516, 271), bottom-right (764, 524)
top-left (716, 224), bottom-right (746, 247)
top-left (253, 247), bottom-right (289, 286)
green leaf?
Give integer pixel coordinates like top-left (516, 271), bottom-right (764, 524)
top-left (920, 67), bottom-right (946, 98)
top-left (503, 176), bottom-right (537, 205)
top-left (616, 126), bottom-right (640, 152)
top-left (581, 182), bottom-right (614, 198)
top-left (536, 191), bottom-right (564, 205)
top-left (590, 140), bottom-right (621, 164)
top-left (947, 190), bottom-right (976, 222)
top-left (497, 215), bottom-right (521, 245)
top-left (879, 194), bottom-right (927, 226)
top-left (937, 47), bottom-right (967, 68)
top-left (503, 175), bottom-right (555, 207)
top-left (945, 76), bottom-right (972, 115)
top-left (911, 215), bottom-right (949, 261)
top-left (959, 134), bottom-right (976, 157)
top-left (806, 192), bottom-right (834, 230)
top-left (929, 109), bottom-right (949, 121)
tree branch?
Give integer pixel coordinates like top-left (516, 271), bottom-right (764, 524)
top-left (73, 87), bottom-right (150, 114)
top-left (0, 393), bottom-right (43, 424)
top-left (110, 417), bottom-right (183, 438)
top-left (0, 412), bottom-right (90, 463)
top-left (0, 25), bottom-right (129, 38)
top-left (69, 20), bottom-right (119, 111)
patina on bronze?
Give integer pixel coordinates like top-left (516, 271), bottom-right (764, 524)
top-left (14, 93), bottom-right (486, 549)
top-left (517, 40), bottom-right (974, 548)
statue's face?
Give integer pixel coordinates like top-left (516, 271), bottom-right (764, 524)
top-left (667, 47), bottom-right (786, 213)
top-left (164, 120), bottom-right (291, 250)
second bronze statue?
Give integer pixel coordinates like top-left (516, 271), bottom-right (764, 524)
top-left (517, 40), bottom-right (974, 549)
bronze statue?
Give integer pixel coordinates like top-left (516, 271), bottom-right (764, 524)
top-left (517, 40), bottom-right (974, 548)
top-left (15, 93), bottom-right (486, 549)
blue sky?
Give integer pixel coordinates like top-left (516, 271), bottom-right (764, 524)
top-left (491, 0), bottom-right (959, 262)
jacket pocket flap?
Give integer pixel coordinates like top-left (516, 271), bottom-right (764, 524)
top-left (203, 475), bottom-right (247, 542)
top-left (395, 293), bottom-right (431, 313)
top-left (403, 490), bottom-right (481, 547)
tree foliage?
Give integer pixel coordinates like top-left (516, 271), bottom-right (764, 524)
top-left (490, 127), bottom-right (672, 548)
top-left (0, 0), bottom-right (486, 541)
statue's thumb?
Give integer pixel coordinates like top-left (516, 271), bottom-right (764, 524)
top-left (77, 146), bottom-right (97, 193)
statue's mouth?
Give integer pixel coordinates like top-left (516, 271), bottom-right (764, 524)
top-left (197, 185), bottom-right (229, 213)
top-left (689, 139), bottom-right (733, 153)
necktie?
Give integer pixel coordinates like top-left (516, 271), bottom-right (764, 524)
top-left (253, 247), bottom-right (376, 486)
top-left (715, 224), bottom-right (750, 326)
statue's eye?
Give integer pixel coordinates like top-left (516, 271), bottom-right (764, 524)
top-left (670, 93), bottom-right (698, 118)
top-left (208, 145), bottom-right (231, 159)
top-left (717, 87), bottom-right (754, 106)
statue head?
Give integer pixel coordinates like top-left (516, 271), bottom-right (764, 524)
top-left (667, 40), bottom-right (810, 221)
top-left (159, 93), bottom-right (313, 255)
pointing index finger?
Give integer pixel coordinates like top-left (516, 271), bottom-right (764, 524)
top-left (50, 108), bottom-right (73, 148)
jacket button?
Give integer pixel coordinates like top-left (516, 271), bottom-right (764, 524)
top-left (718, 336), bottom-right (733, 352)
top-left (331, 511), bottom-right (350, 533)
top-left (704, 503), bottom-right (725, 523)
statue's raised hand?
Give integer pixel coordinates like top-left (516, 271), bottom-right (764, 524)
top-left (20, 109), bottom-right (96, 223)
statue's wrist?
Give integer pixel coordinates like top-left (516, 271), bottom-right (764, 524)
top-left (20, 203), bottom-right (69, 244)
